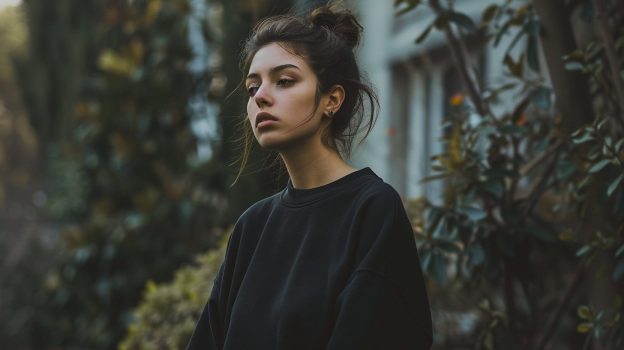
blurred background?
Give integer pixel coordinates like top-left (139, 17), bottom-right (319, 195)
top-left (1, 0), bottom-right (623, 349)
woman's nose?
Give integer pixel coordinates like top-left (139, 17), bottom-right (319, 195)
top-left (254, 84), bottom-right (272, 107)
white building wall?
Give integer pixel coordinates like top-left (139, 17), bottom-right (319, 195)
top-left (349, 0), bottom-right (516, 201)
top-left (405, 68), bottom-right (427, 198)
top-left (349, 0), bottom-right (395, 183)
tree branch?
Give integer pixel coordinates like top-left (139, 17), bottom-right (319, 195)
top-left (535, 264), bottom-right (584, 350)
top-left (523, 150), bottom-right (560, 217)
top-left (592, 0), bottom-right (624, 112)
top-left (429, 0), bottom-right (490, 116)
top-left (519, 139), bottom-right (563, 177)
top-left (504, 265), bottom-right (521, 341)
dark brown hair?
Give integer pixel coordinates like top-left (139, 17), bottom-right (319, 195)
top-left (231, 3), bottom-right (379, 186)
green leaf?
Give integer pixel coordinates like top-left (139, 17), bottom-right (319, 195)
top-left (434, 13), bottom-right (449, 29)
top-left (458, 206), bottom-right (487, 221)
top-left (578, 305), bottom-right (592, 320)
top-left (596, 119), bottom-right (608, 131)
top-left (572, 133), bottom-right (593, 144)
top-left (485, 331), bottom-right (494, 349)
top-left (504, 53), bottom-right (524, 77)
top-left (482, 180), bottom-right (504, 198)
top-left (494, 17), bottom-right (513, 47)
top-left (524, 224), bottom-right (555, 242)
top-left (616, 244), bottom-right (624, 258)
top-left (395, 0), bottom-right (422, 17)
top-left (531, 86), bottom-right (551, 110)
top-left (615, 138), bottom-right (624, 153)
top-left (505, 21), bottom-right (529, 56)
top-left (481, 4), bottom-right (498, 24)
top-left (556, 161), bottom-right (577, 180)
top-left (485, 168), bottom-right (517, 178)
top-left (431, 252), bottom-right (448, 284)
top-left (421, 251), bottom-right (432, 271)
top-left (124, 212), bottom-right (145, 229)
top-left (577, 322), bottom-right (593, 333)
top-left (511, 94), bottom-right (530, 121)
top-left (426, 207), bottom-right (443, 225)
top-left (415, 23), bottom-right (434, 44)
top-left (535, 138), bottom-right (550, 153)
top-left (448, 11), bottom-right (476, 31)
top-left (576, 244), bottom-right (592, 257)
top-left (594, 321), bottom-right (605, 340)
top-left (74, 246), bottom-right (92, 263)
top-left (588, 150), bottom-right (601, 160)
top-left (613, 259), bottom-right (624, 282)
top-left (578, 175), bottom-right (592, 189)
top-left (527, 35), bottom-right (540, 72)
top-left (468, 242), bottom-right (485, 266)
top-left (589, 159), bottom-right (611, 173)
top-left (479, 298), bottom-right (491, 311)
top-left (565, 62), bottom-right (584, 71)
top-left (500, 124), bottom-right (526, 135)
top-left (563, 49), bottom-right (585, 61)
top-left (608, 173), bottom-right (624, 196)
top-left (436, 240), bottom-right (461, 254)
top-left (420, 172), bottom-right (450, 183)
top-left (605, 136), bottom-right (613, 147)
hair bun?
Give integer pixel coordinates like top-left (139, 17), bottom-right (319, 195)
top-left (309, 5), bottom-right (362, 49)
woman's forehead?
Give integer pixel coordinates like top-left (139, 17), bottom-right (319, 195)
top-left (248, 42), bottom-right (310, 75)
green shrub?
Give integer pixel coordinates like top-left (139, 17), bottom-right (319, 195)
top-left (119, 231), bottom-right (229, 350)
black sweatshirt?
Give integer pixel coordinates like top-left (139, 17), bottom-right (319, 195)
top-left (186, 167), bottom-right (433, 350)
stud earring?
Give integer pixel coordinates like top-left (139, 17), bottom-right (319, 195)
top-left (326, 109), bottom-right (334, 118)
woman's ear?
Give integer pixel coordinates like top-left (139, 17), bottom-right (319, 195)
top-left (323, 84), bottom-right (345, 117)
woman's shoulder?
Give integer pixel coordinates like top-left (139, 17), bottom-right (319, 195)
top-left (235, 191), bottom-right (282, 225)
top-left (355, 176), bottom-right (404, 208)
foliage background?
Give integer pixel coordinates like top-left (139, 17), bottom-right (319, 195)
top-left (1, 0), bottom-right (623, 349)
top-left (1, 0), bottom-right (283, 349)
top-left (394, 0), bottom-right (624, 349)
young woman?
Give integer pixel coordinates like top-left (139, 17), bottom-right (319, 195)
top-left (187, 4), bottom-right (433, 349)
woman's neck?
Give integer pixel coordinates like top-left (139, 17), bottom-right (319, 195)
top-left (279, 140), bottom-right (356, 190)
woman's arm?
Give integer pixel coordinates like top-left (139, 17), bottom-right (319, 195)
top-left (326, 269), bottom-right (432, 349)
top-left (186, 263), bottom-right (225, 350)
top-left (327, 186), bottom-right (433, 349)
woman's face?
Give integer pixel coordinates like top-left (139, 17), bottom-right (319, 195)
top-left (245, 42), bottom-right (330, 151)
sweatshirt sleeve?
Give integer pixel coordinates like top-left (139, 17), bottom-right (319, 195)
top-left (326, 186), bottom-right (433, 350)
top-left (185, 262), bottom-right (225, 350)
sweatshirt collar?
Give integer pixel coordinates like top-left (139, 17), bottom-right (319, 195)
top-left (280, 167), bottom-right (376, 207)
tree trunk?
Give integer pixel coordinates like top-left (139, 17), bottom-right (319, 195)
top-left (532, 2), bottom-right (614, 350)
top-left (532, 0), bottom-right (594, 134)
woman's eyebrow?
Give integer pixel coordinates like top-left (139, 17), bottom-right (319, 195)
top-left (246, 64), bottom-right (301, 80)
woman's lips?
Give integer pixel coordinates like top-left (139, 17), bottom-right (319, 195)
top-left (255, 112), bottom-right (278, 129)
top-left (257, 120), bottom-right (277, 129)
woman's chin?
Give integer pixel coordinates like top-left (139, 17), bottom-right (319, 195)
top-left (255, 136), bottom-right (286, 151)
top-left (255, 130), bottom-right (316, 152)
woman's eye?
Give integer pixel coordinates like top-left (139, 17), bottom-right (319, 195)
top-left (247, 79), bottom-right (293, 97)
top-left (247, 85), bottom-right (259, 96)
top-left (277, 79), bottom-right (295, 87)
